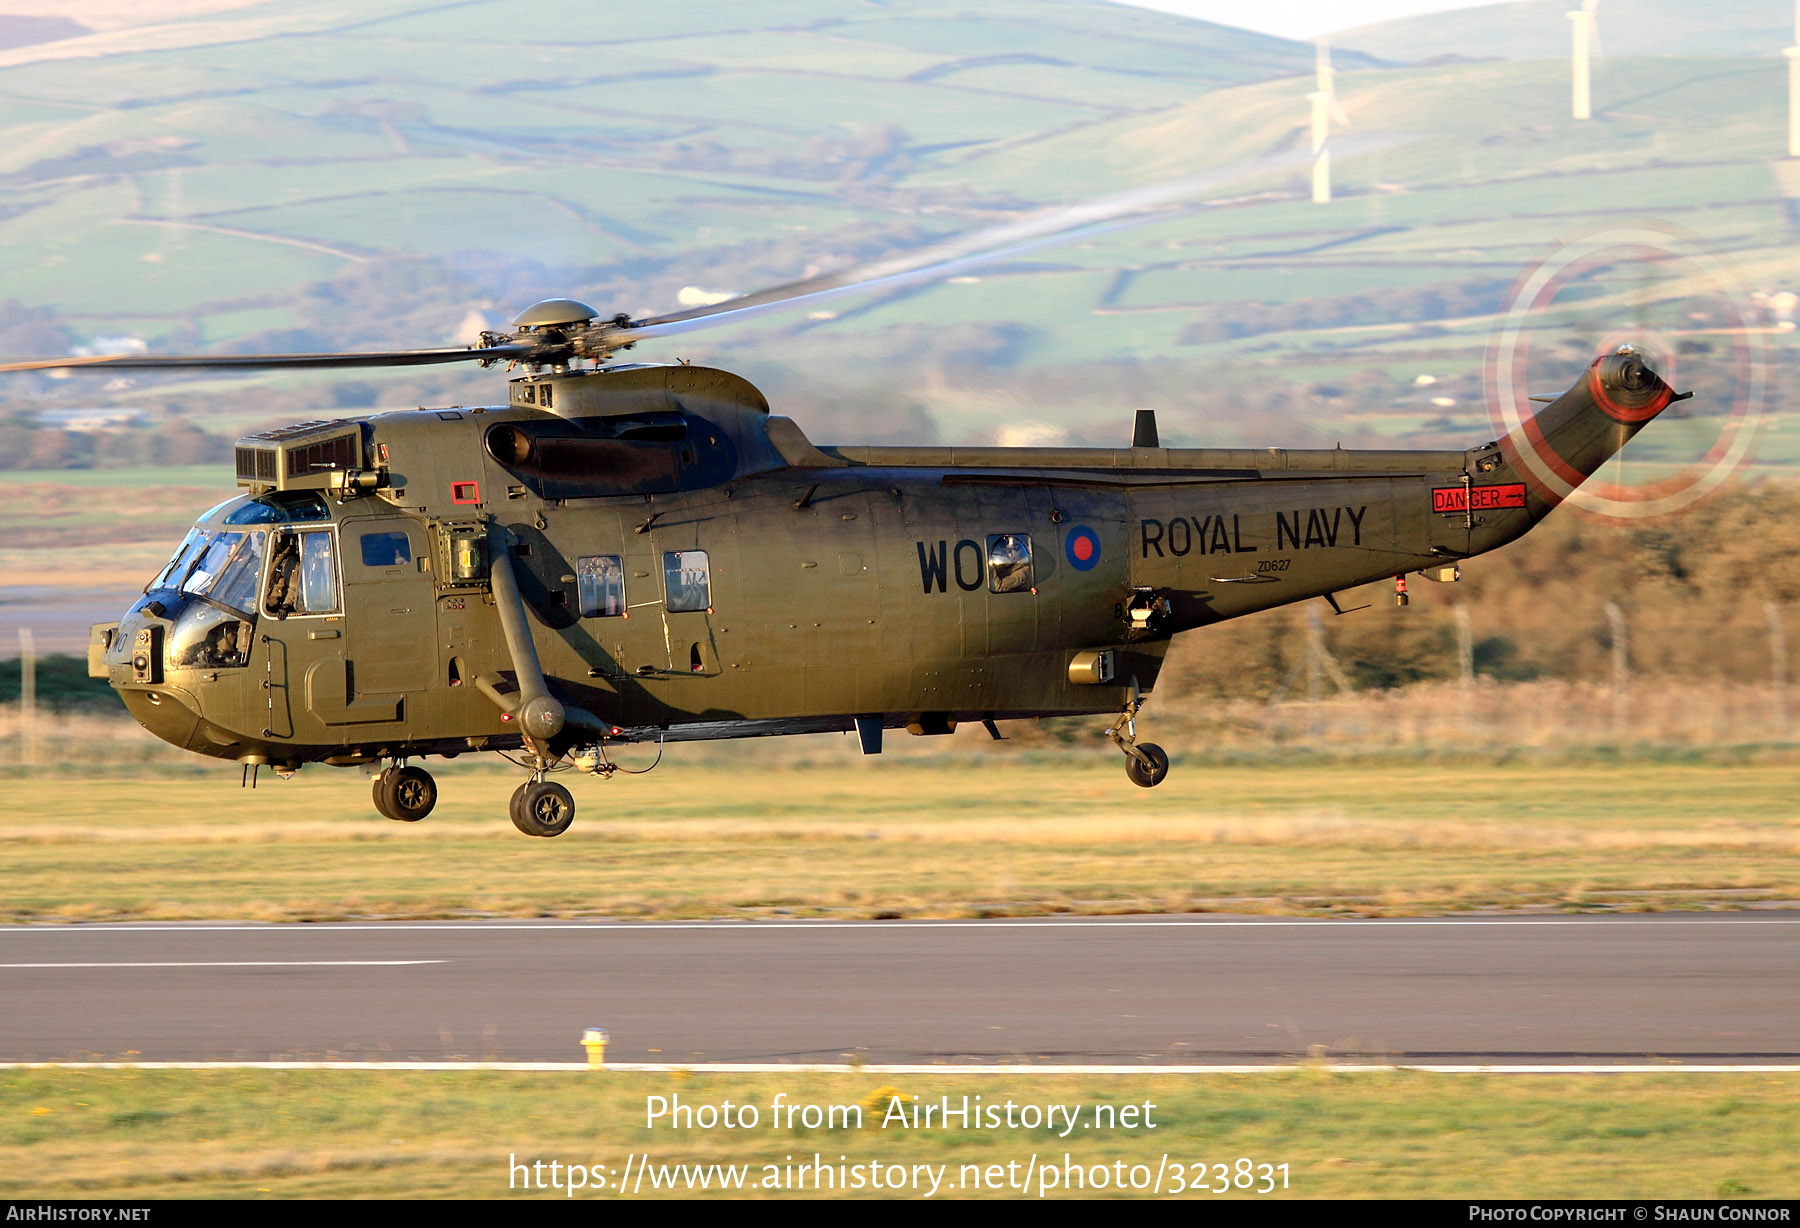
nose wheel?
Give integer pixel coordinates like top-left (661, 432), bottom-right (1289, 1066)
top-left (1106, 691), bottom-right (1170, 789)
top-left (510, 778), bottom-right (576, 837)
top-left (373, 764), bottom-right (437, 821)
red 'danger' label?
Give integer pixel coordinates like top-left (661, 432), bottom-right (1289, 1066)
top-left (1432, 483), bottom-right (1527, 514)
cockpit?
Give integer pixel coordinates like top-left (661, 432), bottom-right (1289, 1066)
top-left (131, 491), bottom-right (337, 670)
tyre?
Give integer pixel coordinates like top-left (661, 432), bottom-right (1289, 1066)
top-left (383, 765), bottom-right (437, 822)
top-left (511, 780), bottom-right (575, 837)
top-left (1124, 742), bottom-right (1169, 788)
top-left (372, 772), bottom-right (398, 820)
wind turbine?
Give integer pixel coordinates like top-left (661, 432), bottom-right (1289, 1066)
top-left (1568, 0), bottom-right (1600, 121)
top-left (1307, 41), bottom-right (1349, 203)
top-left (1786, 0), bottom-right (1800, 155)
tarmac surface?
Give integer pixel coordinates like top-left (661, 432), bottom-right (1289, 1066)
top-left (2, 915), bottom-right (1796, 1066)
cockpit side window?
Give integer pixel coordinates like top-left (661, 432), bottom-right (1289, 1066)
top-left (266, 530), bottom-right (339, 617)
top-left (170, 603), bottom-right (254, 670)
top-left (299, 531), bottom-right (338, 613)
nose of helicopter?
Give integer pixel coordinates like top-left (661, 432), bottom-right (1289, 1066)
top-left (117, 683), bottom-right (203, 750)
top-left (92, 606), bottom-right (206, 753)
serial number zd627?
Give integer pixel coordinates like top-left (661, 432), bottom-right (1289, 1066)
top-left (1166, 1158), bottom-right (1289, 1195)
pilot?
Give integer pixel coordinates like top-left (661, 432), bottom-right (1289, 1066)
top-left (989, 534), bottom-right (1032, 593)
top-left (265, 536), bottom-right (299, 617)
top-left (203, 618), bottom-right (250, 668)
top-left (597, 556), bottom-right (623, 616)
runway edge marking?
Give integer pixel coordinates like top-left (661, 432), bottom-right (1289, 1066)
top-left (8, 1062), bottom-right (1800, 1074)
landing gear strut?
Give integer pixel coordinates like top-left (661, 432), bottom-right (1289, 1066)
top-left (1106, 691), bottom-right (1169, 789)
top-left (373, 763), bottom-right (437, 821)
top-left (510, 774), bottom-right (576, 838)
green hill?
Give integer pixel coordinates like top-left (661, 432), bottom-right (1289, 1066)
top-left (0, 0), bottom-right (1790, 471)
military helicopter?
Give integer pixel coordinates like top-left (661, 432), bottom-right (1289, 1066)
top-left (2, 173), bottom-right (1685, 837)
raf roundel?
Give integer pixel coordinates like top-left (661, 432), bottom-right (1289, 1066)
top-left (1065, 525), bottom-right (1102, 572)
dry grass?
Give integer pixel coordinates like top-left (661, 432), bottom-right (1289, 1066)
top-left (4, 676), bottom-right (1798, 764)
top-left (1, 705), bottom-right (1797, 920)
top-left (1164, 678), bottom-right (1800, 751)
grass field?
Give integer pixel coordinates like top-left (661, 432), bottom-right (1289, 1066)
top-left (4, 716), bottom-right (1797, 1201)
top-left (1, 1068), bottom-right (1795, 1198)
top-left (2, 742), bottom-right (1797, 923)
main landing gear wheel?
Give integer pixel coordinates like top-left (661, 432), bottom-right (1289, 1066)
top-left (1123, 743), bottom-right (1169, 789)
top-left (1105, 688), bottom-right (1170, 789)
top-left (511, 780), bottom-right (575, 837)
top-left (374, 765), bottom-right (437, 821)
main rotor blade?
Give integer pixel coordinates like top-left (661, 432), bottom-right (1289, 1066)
top-left (0, 343), bottom-right (537, 374)
top-left (626, 137), bottom-right (1400, 340)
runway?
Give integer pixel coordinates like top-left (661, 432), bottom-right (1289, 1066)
top-left (2, 915), bottom-right (1797, 1066)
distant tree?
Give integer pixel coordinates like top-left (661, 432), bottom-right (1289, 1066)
top-left (0, 423), bottom-right (30, 470)
top-left (28, 428), bottom-right (81, 469)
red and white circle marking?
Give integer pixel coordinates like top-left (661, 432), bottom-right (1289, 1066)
top-left (1485, 225), bottom-right (1765, 521)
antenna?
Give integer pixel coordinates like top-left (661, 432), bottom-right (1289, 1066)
top-left (1307, 41), bottom-right (1349, 203)
top-left (1567, 0), bottom-right (1599, 121)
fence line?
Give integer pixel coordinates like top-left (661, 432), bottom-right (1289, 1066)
top-left (17, 628), bottom-right (34, 768)
top-left (1255, 600), bottom-right (1794, 747)
top-left (1769, 602), bottom-right (1788, 739)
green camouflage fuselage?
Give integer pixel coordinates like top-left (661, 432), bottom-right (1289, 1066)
top-left (95, 353), bottom-right (1673, 769)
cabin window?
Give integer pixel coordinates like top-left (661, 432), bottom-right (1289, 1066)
top-left (987, 533), bottom-right (1034, 594)
top-left (663, 550), bottom-right (711, 613)
top-left (577, 555), bottom-right (625, 618)
top-left (360, 530), bottom-right (412, 568)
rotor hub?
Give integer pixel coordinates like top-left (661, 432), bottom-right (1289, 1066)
top-left (511, 299), bottom-right (599, 331)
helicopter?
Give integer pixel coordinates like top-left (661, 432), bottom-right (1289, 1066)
top-left (2, 176), bottom-right (1685, 838)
